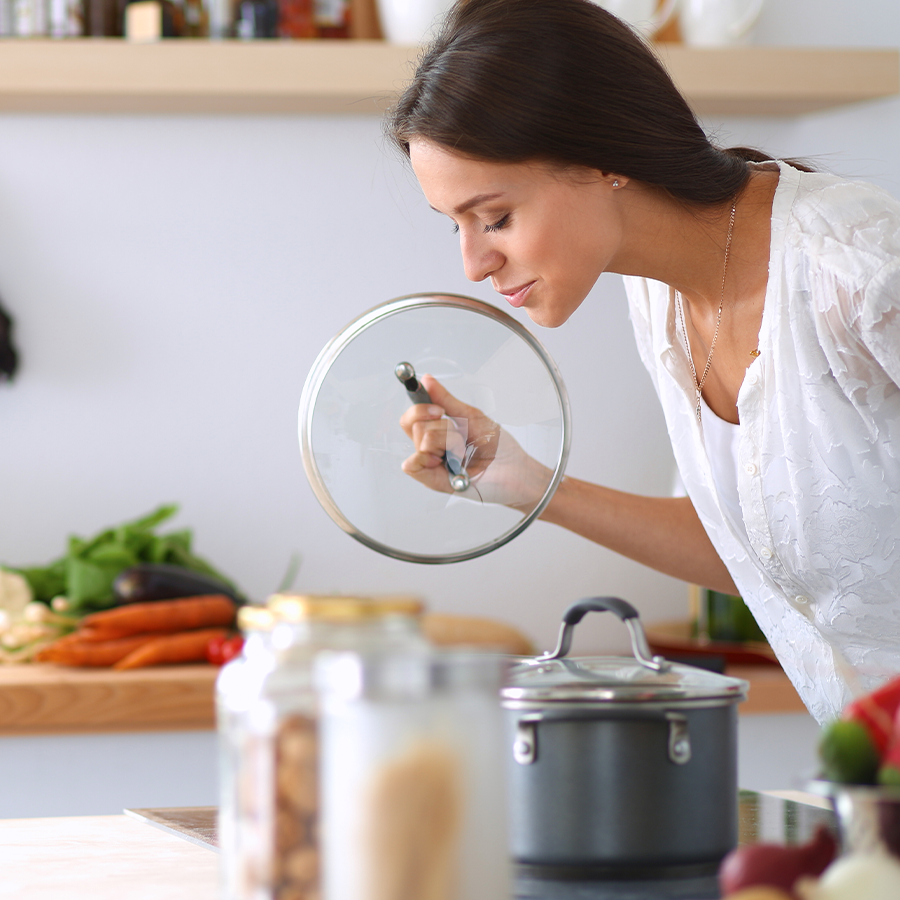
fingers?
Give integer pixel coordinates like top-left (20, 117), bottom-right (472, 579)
top-left (399, 402), bottom-right (444, 441)
top-left (419, 374), bottom-right (473, 419)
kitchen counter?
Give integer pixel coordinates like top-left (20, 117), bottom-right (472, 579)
top-left (1, 791), bottom-right (834, 900)
top-left (0, 813), bottom-right (218, 900)
top-left (0, 660), bottom-right (803, 736)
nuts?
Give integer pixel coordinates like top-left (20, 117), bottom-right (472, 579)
top-left (236, 713), bottom-right (320, 900)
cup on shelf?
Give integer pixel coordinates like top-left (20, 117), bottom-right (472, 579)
top-left (678, 0), bottom-right (765, 47)
top-left (590, 0), bottom-right (677, 40)
top-left (376, 0), bottom-right (454, 44)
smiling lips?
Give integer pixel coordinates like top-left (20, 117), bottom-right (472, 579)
top-left (499, 282), bottom-right (534, 309)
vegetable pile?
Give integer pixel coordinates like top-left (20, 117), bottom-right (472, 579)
top-left (718, 674), bottom-right (900, 900)
top-left (0, 505), bottom-right (245, 666)
top-left (6, 504), bottom-right (239, 614)
top-left (36, 595), bottom-right (239, 669)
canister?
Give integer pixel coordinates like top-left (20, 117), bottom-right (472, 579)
top-left (216, 593), bottom-right (428, 900)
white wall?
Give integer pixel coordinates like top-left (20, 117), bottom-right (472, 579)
top-left (0, 0), bottom-right (897, 665)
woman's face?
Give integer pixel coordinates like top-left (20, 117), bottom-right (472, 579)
top-left (409, 138), bottom-right (624, 328)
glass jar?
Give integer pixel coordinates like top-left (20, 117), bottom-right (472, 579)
top-left (317, 649), bottom-right (512, 900)
top-left (216, 593), bottom-right (427, 900)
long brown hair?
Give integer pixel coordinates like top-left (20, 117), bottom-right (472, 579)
top-left (387, 0), bottom-right (790, 205)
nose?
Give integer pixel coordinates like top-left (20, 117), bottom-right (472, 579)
top-left (460, 230), bottom-right (502, 283)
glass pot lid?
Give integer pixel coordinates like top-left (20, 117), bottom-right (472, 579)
top-left (298, 294), bottom-right (571, 563)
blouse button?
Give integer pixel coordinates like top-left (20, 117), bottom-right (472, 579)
top-left (794, 595), bottom-right (809, 606)
top-left (744, 462), bottom-right (758, 476)
top-left (747, 373), bottom-right (759, 386)
top-left (760, 547), bottom-right (773, 560)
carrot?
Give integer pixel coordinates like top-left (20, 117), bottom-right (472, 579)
top-left (35, 633), bottom-right (159, 667)
top-left (113, 627), bottom-right (230, 670)
top-left (79, 595), bottom-right (237, 640)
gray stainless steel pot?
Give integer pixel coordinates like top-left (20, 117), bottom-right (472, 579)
top-left (502, 597), bottom-right (749, 878)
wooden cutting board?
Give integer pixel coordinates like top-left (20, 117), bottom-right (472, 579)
top-left (125, 806), bottom-right (218, 851)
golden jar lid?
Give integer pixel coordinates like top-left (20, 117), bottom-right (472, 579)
top-left (265, 593), bottom-right (424, 622)
top-left (236, 604), bottom-right (278, 632)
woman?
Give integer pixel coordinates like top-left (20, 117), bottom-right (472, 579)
top-left (388, 0), bottom-right (900, 725)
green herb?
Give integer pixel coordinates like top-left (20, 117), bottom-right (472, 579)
top-left (3, 504), bottom-right (238, 614)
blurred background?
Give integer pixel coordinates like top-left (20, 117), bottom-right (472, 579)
top-left (0, 0), bottom-right (897, 666)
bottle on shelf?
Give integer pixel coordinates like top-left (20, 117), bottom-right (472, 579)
top-left (314, 0), bottom-right (348, 37)
top-left (234, 0), bottom-right (277, 37)
top-left (276, 0), bottom-right (314, 38)
top-left (84, 0), bottom-right (120, 34)
top-left (49, 0), bottom-right (85, 35)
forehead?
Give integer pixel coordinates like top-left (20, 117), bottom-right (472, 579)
top-left (409, 139), bottom-right (560, 209)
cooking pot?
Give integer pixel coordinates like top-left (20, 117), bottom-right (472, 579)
top-left (502, 597), bottom-right (748, 878)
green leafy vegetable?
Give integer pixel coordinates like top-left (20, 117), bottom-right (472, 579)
top-left (3, 504), bottom-right (239, 614)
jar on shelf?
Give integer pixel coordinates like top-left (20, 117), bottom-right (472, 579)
top-left (690, 584), bottom-right (768, 644)
top-left (216, 593), bottom-right (428, 900)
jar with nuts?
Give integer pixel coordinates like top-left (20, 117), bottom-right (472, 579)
top-left (216, 593), bottom-right (428, 900)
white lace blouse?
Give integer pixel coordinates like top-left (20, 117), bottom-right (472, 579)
top-left (624, 161), bottom-right (900, 725)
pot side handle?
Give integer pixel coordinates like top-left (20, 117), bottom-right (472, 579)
top-left (536, 596), bottom-right (671, 673)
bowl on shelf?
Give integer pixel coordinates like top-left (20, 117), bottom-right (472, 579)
top-left (644, 619), bottom-right (779, 668)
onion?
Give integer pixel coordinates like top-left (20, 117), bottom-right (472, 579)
top-left (797, 851), bottom-right (900, 900)
top-left (719, 826), bottom-right (837, 898)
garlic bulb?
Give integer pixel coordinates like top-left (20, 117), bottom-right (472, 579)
top-left (797, 851), bottom-right (900, 900)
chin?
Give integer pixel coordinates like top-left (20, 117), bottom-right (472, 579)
top-left (524, 307), bottom-right (572, 329)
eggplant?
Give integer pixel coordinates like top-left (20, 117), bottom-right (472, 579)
top-left (112, 563), bottom-right (245, 606)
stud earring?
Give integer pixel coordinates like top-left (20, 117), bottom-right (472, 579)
top-left (612, 179), bottom-right (620, 188)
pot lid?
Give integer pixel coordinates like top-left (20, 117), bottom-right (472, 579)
top-left (502, 597), bottom-right (748, 706)
top-left (502, 656), bottom-right (748, 705)
top-left (298, 294), bottom-right (570, 563)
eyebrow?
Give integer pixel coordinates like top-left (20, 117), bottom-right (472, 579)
top-left (431, 192), bottom-right (505, 216)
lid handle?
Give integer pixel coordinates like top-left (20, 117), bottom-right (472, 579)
top-left (535, 597), bottom-right (671, 673)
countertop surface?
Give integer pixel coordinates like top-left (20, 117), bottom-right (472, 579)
top-left (0, 791), bottom-right (834, 900)
top-left (0, 813), bottom-right (218, 900)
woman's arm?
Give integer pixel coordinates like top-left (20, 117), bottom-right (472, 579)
top-left (540, 476), bottom-right (739, 594)
top-left (401, 375), bottom-right (738, 593)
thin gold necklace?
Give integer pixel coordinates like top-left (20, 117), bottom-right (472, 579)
top-left (676, 201), bottom-right (737, 424)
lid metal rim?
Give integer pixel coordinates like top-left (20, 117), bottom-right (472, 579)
top-left (502, 694), bottom-right (747, 712)
top-left (298, 293), bottom-right (572, 564)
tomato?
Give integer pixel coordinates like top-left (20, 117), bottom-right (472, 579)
top-left (206, 634), bottom-right (244, 666)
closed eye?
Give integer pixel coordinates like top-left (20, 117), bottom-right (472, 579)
top-left (484, 214), bottom-right (510, 233)
top-left (451, 214), bottom-right (510, 236)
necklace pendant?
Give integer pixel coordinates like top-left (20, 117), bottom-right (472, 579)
top-left (750, 348), bottom-right (761, 358)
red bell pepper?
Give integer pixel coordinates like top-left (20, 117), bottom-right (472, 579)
top-left (843, 673), bottom-right (900, 757)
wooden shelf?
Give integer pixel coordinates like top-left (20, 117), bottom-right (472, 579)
top-left (658, 44), bottom-right (900, 116)
top-left (0, 40), bottom-right (894, 116)
top-left (728, 664), bottom-right (808, 716)
top-left (0, 663), bottom-right (217, 736)
top-left (0, 657), bottom-right (804, 737)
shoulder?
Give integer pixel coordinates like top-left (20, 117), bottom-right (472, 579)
top-left (780, 165), bottom-right (900, 283)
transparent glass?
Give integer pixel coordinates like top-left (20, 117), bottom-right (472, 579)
top-left (299, 295), bottom-right (570, 563)
top-left (216, 611), bottom-right (427, 900)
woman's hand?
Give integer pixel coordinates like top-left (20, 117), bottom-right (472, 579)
top-left (398, 374), bottom-right (552, 511)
